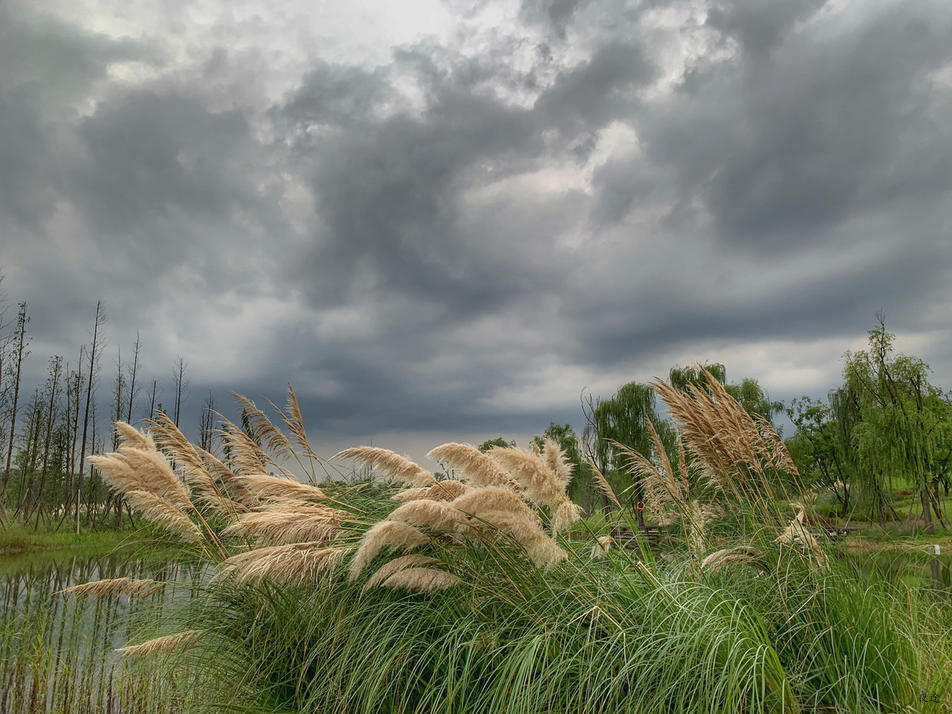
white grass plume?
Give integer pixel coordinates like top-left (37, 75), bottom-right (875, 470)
top-left (392, 480), bottom-right (470, 503)
top-left (361, 555), bottom-right (440, 592)
top-left (240, 474), bottom-right (325, 502)
top-left (123, 490), bottom-right (202, 542)
top-left (451, 487), bottom-right (536, 522)
top-left (475, 511), bottom-right (567, 569)
top-left (489, 446), bottom-right (566, 510)
top-left (349, 521), bottom-right (429, 580)
top-left (218, 543), bottom-right (348, 585)
top-left (426, 443), bottom-right (518, 489)
top-left (222, 503), bottom-right (345, 545)
top-left (540, 437), bottom-right (573, 490)
top-left (590, 535), bottom-right (614, 559)
top-left (58, 577), bottom-right (161, 598)
top-left (388, 499), bottom-right (469, 533)
top-left (334, 447), bottom-right (437, 487)
top-left (116, 630), bottom-right (201, 657)
top-left (379, 567), bottom-right (461, 593)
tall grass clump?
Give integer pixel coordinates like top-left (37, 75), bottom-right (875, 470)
top-left (72, 380), bottom-right (950, 713)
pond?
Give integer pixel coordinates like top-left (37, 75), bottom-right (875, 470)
top-left (0, 545), bottom-right (205, 713)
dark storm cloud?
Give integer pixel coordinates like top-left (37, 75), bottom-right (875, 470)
top-left (3, 0), bottom-right (952, 446)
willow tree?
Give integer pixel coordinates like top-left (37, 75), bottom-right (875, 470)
top-left (845, 316), bottom-right (952, 531)
top-left (583, 381), bottom-right (673, 527)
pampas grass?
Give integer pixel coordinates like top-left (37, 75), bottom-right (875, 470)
top-left (218, 543), bottom-right (349, 585)
top-left (334, 446), bottom-right (437, 487)
top-left (123, 489), bottom-right (203, 542)
top-left (388, 499), bottom-right (470, 533)
top-left (239, 473), bottom-right (325, 502)
top-left (362, 554), bottom-right (441, 592)
top-left (58, 577), bottom-right (162, 598)
top-left (222, 503), bottom-right (346, 545)
top-left (392, 480), bottom-right (470, 502)
top-left (116, 630), bottom-right (202, 657)
top-left (426, 443), bottom-right (518, 489)
top-left (377, 567), bottom-right (461, 593)
top-left (349, 520), bottom-right (430, 580)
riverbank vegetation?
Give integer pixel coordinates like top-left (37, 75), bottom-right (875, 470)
top-left (50, 361), bottom-right (952, 713)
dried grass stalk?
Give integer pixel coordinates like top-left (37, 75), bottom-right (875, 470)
top-left (58, 577), bottom-right (161, 598)
top-left (426, 443), bottom-right (518, 490)
top-left (116, 630), bottom-right (201, 657)
top-left (218, 417), bottom-right (270, 476)
top-left (348, 521), bottom-right (429, 580)
top-left (379, 567), bottom-right (461, 593)
top-left (218, 543), bottom-right (348, 585)
top-left (362, 555), bottom-right (440, 592)
top-left (334, 447), bottom-right (437, 487)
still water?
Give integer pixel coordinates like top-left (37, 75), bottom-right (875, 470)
top-left (0, 546), bottom-right (205, 713)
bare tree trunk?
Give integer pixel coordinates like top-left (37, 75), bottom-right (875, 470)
top-left (172, 357), bottom-right (186, 427)
top-left (148, 379), bottom-right (157, 420)
top-left (125, 332), bottom-right (140, 423)
top-left (76, 301), bottom-right (104, 535)
top-left (2, 303), bottom-right (29, 503)
top-left (30, 357), bottom-right (61, 529)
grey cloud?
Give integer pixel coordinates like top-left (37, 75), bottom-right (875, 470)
top-left (3, 0), bottom-right (952, 445)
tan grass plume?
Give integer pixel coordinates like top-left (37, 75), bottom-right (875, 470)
top-left (348, 520), bottom-right (429, 580)
top-left (426, 443), bottom-right (518, 490)
top-left (361, 554), bottom-right (440, 592)
top-left (116, 630), bottom-right (201, 657)
top-left (334, 447), bottom-right (437, 487)
top-left (218, 543), bottom-right (348, 585)
top-left (378, 567), bottom-right (461, 593)
top-left (58, 577), bottom-right (161, 598)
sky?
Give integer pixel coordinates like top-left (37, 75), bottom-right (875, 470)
top-left (2, 0), bottom-right (952, 466)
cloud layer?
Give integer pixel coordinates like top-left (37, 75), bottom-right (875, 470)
top-left (3, 0), bottom-right (952, 456)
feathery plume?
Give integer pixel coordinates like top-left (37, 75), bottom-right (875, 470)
top-left (218, 416), bottom-right (270, 476)
top-left (426, 443), bottom-right (518, 490)
top-left (222, 503), bottom-right (345, 545)
top-left (240, 474), bottom-right (325, 502)
top-left (489, 447), bottom-right (565, 510)
top-left (392, 480), bottom-right (470, 503)
top-left (361, 555), bottom-right (440, 592)
top-left (218, 543), bottom-right (348, 585)
top-left (58, 578), bottom-right (161, 598)
top-left (700, 546), bottom-right (763, 572)
top-left (378, 567), bottom-right (461, 593)
top-left (541, 438), bottom-right (573, 490)
top-left (589, 460), bottom-right (622, 510)
top-left (113, 422), bottom-right (155, 451)
top-left (232, 392), bottom-right (296, 461)
top-left (282, 386), bottom-right (321, 462)
top-left (590, 535), bottom-right (614, 559)
top-left (775, 510), bottom-right (826, 567)
top-left (551, 499), bottom-right (582, 534)
top-left (388, 499), bottom-right (469, 533)
top-left (349, 521), bottom-right (429, 580)
top-left (334, 447), bottom-right (437, 487)
top-left (90, 446), bottom-right (190, 510)
top-left (123, 490), bottom-right (202, 542)
top-left (116, 630), bottom-right (201, 657)
top-left (475, 511), bottom-right (568, 569)
top-left (451, 487), bottom-right (536, 521)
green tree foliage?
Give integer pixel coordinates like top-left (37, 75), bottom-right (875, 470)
top-left (670, 363), bottom-right (782, 424)
top-left (844, 316), bottom-right (952, 529)
top-left (786, 394), bottom-right (857, 516)
top-left (477, 437), bottom-right (515, 453)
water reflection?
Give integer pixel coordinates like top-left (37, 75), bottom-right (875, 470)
top-left (0, 548), bottom-right (204, 713)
